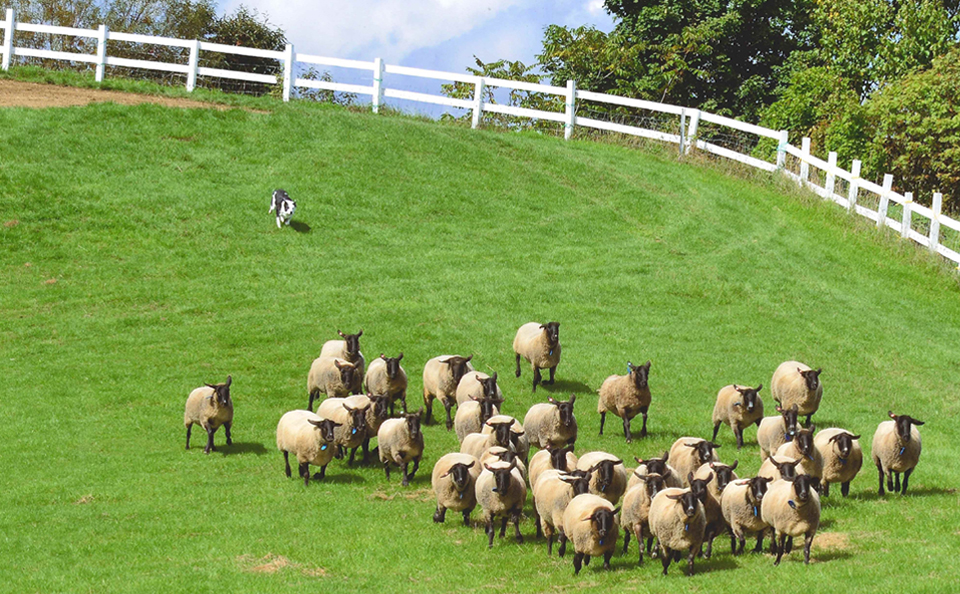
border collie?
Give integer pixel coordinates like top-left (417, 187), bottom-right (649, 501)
top-left (269, 189), bottom-right (296, 228)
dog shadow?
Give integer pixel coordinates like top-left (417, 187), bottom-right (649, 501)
top-left (289, 220), bottom-right (311, 233)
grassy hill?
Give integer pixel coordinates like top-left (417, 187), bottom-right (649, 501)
top-left (1, 91), bottom-right (958, 594)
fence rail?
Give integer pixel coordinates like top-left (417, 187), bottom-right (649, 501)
top-left (0, 8), bottom-right (953, 269)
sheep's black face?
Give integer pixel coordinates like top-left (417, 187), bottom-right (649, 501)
top-left (551, 395), bottom-right (576, 428)
top-left (491, 422), bottom-right (514, 448)
top-left (206, 375), bottom-right (232, 407)
top-left (829, 432), bottom-right (859, 458)
top-left (638, 453), bottom-right (669, 477)
top-left (450, 462), bottom-right (474, 491)
top-left (772, 458), bottom-right (800, 480)
top-left (382, 353), bottom-right (403, 379)
top-left (308, 418), bottom-right (341, 443)
top-left (737, 385), bottom-right (761, 414)
top-left (566, 470), bottom-right (592, 495)
top-left (791, 475), bottom-right (820, 502)
top-left (370, 395), bottom-right (390, 421)
top-left (750, 476), bottom-right (770, 502)
top-left (492, 448), bottom-right (518, 466)
top-left (710, 461), bottom-right (738, 492)
top-left (446, 356), bottom-right (473, 384)
top-left (890, 412), bottom-right (924, 442)
top-left (779, 405), bottom-right (799, 440)
top-left (492, 468), bottom-right (514, 494)
top-left (478, 374), bottom-right (499, 399)
top-left (631, 361), bottom-right (651, 390)
top-left (345, 406), bottom-right (368, 436)
top-left (591, 508), bottom-right (618, 544)
top-left (640, 473), bottom-right (666, 499)
top-left (689, 473), bottom-right (712, 504)
top-left (550, 445), bottom-right (574, 470)
top-left (796, 428), bottom-right (815, 459)
top-left (689, 441), bottom-right (720, 465)
top-left (338, 330), bottom-right (362, 357)
top-left (667, 491), bottom-right (700, 517)
top-left (405, 411), bottom-right (422, 440)
top-left (590, 460), bottom-right (621, 493)
top-left (541, 322), bottom-right (560, 347)
top-left (800, 367), bottom-right (822, 391)
top-left (337, 363), bottom-right (356, 388)
top-left (478, 397), bottom-right (498, 424)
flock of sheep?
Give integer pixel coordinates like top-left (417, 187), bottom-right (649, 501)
top-left (182, 322), bottom-right (926, 575)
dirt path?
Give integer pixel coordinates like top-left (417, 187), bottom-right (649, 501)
top-left (0, 79), bottom-right (245, 110)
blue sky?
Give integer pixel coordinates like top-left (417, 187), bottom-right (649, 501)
top-left (218, 1), bottom-right (616, 116)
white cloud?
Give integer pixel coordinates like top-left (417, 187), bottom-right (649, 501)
top-left (585, 0), bottom-right (605, 15)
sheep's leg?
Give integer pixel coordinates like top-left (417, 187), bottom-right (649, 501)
top-left (774, 533), bottom-right (787, 566)
top-left (300, 462), bottom-right (310, 487)
top-left (547, 533), bottom-right (554, 555)
top-left (803, 532), bottom-right (814, 564)
top-left (735, 425), bottom-right (744, 450)
top-left (224, 422), bottom-right (232, 446)
top-left (532, 367), bottom-right (542, 392)
top-left (185, 425), bottom-right (192, 450)
top-left (573, 552), bottom-right (584, 575)
top-left (534, 508), bottom-right (543, 538)
top-left (887, 470), bottom-right (895, 492)
top-left (598, 412), bottom-right (606, 436)
top-left (513, 510), bottom-right (523, 543)
top-left (383, 460), bottom-right (391, 481)
top-left (622, 527), bottom-right (630, 554)
top-left (203, 425), bottom-right (216, 454)
top-left (704, 534), bottom-right (714, 559)
top-left (753, 531), bottom-right (763, 554)
top-left (604, 550), bottom-right (613, 569)
top-left (307, 390), bottom-right (317, 412)
top-left (876, 459), bottom-right (886, 496)
top-left (462, 508), bottom-right (473, 526)
top-left (822, 481), bottom-right (830, 497)
top-left (902, 468), bottom-right (914, 495)
top-left (443, 401), bottom-right (454, 431)
top-left (712, 422), bottom-right (721, 442)
top-left (515, 353), bottom-right (522, 378)
top-left (335, 445), bottom-right (345, 460)
top-left (730, 530), bottom-right (738, 555)
top-left (411, 456), bottom-right (421, 477)
top-left (894, 472), bottom-right (901, 493)
top-left (499, 516), bottom-right (508, 538)
top-left (660, 546), bottom-right (672, 575)
top-left (283, 451), bottom-right (291, 477)
top-left (785, 536), bottom-right (794, 554)
top-left (647, 537), bottom-right (656, 558)
top-left (433, 505), bottom-right (446, 523)
top-left (558, 533), bottom-right (568, 557)
top-left (486, 518), bottom-right (495, 548)
top-left (805, 413), bottom-right (813, 427)
top-left (639, 407), bottom-right (648, 437)
top-left (583, 554), bottom-right (591, 566)
top-left (315, 465), bottom-right (327, 481)
top-left (622, 415), bottom-right (632, 443)
top-left (841, 481), bottom-right (850, 497)
top-left (546, 366), bottom-right (556, 384)
top-left (348, 447), bottom-right (358, 466)
top-left (361, 438), bottom-right (371, 464)
top-left (402, 462), bottom-right (410, 486)
top-left (686, 547), bottom-right (696, 576)
top-left (634, 526), bottom-right (644, 565)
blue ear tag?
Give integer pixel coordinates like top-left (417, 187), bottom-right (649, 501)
top-left (599, 539), bottom-right (605, 545)
top-left (785, 433), bottom-right (793, 442)
top-left (459, 491), bottom-right (464, 500)
top-left (753, 506), bottom-right (758, 517)
top-left (684, 523), bottom-right (689, 532)
top-left (899, 447), bottom-right (905, 456)
top-left (788, 500), bottom-right (797, 510)
top-left (352, 428), bottom-right (357, 435)
top-left (806, 454), bottom-right (813, 461)
top-left (549, 348), bottom-right (554, 356)
top-left (839, 457), bottom-right (847, 465)
top-left (321, 445), bottom-right (328, 451)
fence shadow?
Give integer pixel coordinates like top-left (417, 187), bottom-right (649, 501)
top-left (290, 220), bottom-right (311, 233)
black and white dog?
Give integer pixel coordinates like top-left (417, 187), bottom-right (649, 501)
top-left (269, 189), bottom-right (296, 228)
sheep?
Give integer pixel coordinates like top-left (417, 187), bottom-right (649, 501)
top-left (620, 472), bottom-right (667, 565)
top-left (760, 475), bottom-right (821, 565)
top-left (319, 330), bottom-right (365, 394)
top-left (316, 395), bottom-right (371, 465)
top-left (306, 357), bottom-right (358, 411)
top-left (628, 452), bottom-right (683, 490)
top-left (529, 445), bottom-right (578, 497)
top-left (378, 409), bottom-right (424, 486)
top-left (461, 418), bottom-right (519, 461)
top-left (359, 393), bottom-right (391, 464)
top-left (814, 428), bottom-right (863, 497)
top-left (775, 426), bottom-right (823, 480)
top-left (758, 455), bottom-right (804, 483)
top-left (513, 321), bottom-right (561, 392)
top-left (872, 411), bottom-right (924, 496)
top-left (475, 460), bottom-right (527, 548)
top-left (771, 361), bottom-right (823, 426)
top-left (692, 461), bottom-right (739, 558)
top-left (479, 446), bottom-right (528, 483)
top-left (757, 404), bottom-right (800, 461)
top-left (712, 384), bottom-right (764, 449)
top-left (455, 371), bottom-right (503, 406)
top-left (576, 451), bottom-right (627, 505)
top-left (454, 394), bottom-right (502, 443)
top-left (431, 453), bottom-right (481, 525)
top-left (364, 353), bottom-right (408, 415)
top-left (648, 487), bottom-right (707, 576)
top-left (560, 493), bottom-right (620, 574)
top-left (598, 360), bottom-right (652, 442)
top-left (533, 469), bottom-right (592, 555)
top-left (276, 410), bottom-right (341, 485)
top-left (667, 438), bottom-right (721, 487)
top-left (720, 476), bottom-right (771, 555)
top-left (523, 395), bottom-right (578, 450)
top-left (422, 354), bottom-right (474, 429)
top-left (481, 415), bottom-right (530, 463)
top-left (184, 375), bottom-right (233, 454)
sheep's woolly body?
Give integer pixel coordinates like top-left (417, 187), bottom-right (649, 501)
top-left (597, 373), bottom-right (650, 419)
top-left (184, 386), bottom-right (233, 431)
top-left (378, 418), bottom-right (424, 467)
top-left (562, 494), bottom-right (619, 558)
top-left (814, 428), bottom-right (863, 486)
top-left (475, 462), bottom-right (527, 518)
top-left (620, 483), bottom-right (657, 544)
top-left (771, 361), bottom-right (822, 416)
top-left (693, 463), bottom-right (735, 532)
top-left (758, 416), bottom-right (793, 461)
top-left (422, 355), bottom-right (475, 407)
top-left (529, 449), bottom-right (578, 492)
top-left (533, 470), bottom-right (578, 542)
top-left (431, 453), bottom-right (482, 513)
top-left (307, 357), bottom-right (356, 399)
top-left (649, 488), bottom-right (706, 553)
top-left (523, 403), bottom-right (578, 449)
top-left (319, 340), bottom-right (364, 393)
top-left (872, 421), bottom-right (921, 474)
top-left (455, 371), bottom-right (503, 405)
top-left (576, 451), bottom-right (628, 504)
top-left (513, 322), bottom-right (561, 371)
top-left (712, 385), bottom-right (764, 434)
top-left (776, 441), bottom-right (824, 478)
top-left (364, 358), bottom-right (407, 406)
top-left (758, 455), bottom-right (805, 482)
top-left (720, 480), bottom-right (768, 539)
top-left (317, 396), bottom-right (369, 450)
top-left (275, 410), bottom-right (335, 467)
top-left (668, 438), bottom-right (720, 487)
top-left (760, 479), bottom-right (820, 539)
top-left (454, 400), bottom-right (500, 443)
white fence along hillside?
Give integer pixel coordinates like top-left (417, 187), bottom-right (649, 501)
top-left (1, 8), bottom-right (954, 268)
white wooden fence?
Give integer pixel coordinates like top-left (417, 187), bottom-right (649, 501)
top-left (1, 8), bottom-right (954, 267)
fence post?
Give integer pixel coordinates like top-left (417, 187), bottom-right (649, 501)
top-left (94, 24), bottom-right (107, 82)
top-left (471, 78), bottom-right (484, 129)
top-left (564, 79), bottom-right (576, 141)
top-left (678, 109), bottom-right (686, 158)
top-left (929, 192), bottom-right (943, 253)
top-left (685, 110), bottom-right (700, 154)
top-left (372, 57), bottom-right (383, 114)
top-left (825, 151), bottom-right (838, 198)
top-left (2, 8), bottom-right (14, 71)
top-left (282, 43), bottom-right (294, 102)
top-left (901, 192), bottom-right (913, 238)
top-left (877, 174), bottom-right (893, 228)
top-left (776, 130), bottom-right (789, 169)
top-left (847, 159), bottom-right (861, 213)
top-left (186, 39), bottom-right (199, 92)
top-left (799, 137), bottom-right (811, 185)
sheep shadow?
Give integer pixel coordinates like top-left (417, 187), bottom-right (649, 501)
top-left (538, 379), bottom-right (595, 395)
top-left (289, 220), bottom-right (311, 233)
top-left (223, 442), bottom-right (270, 456)
top-left (318, 472), bottom-right (367, 484)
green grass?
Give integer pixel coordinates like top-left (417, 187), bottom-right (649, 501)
top-left (2, 89), bottom-right (959, 594)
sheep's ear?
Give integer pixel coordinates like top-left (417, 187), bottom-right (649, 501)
top-left (808, 425), bottom-right (816, 433)
top-left (568, 394), bottom-right (576, 404)
top-left (666, 493), bottom-right (683, 501)
top-left (911, 418), bottom-right (924, 426)
top-left (380, 353), bottom-right (386, 360)
top-left (730, 460), bottom-right (739, 470)
top-left (612, 506), bottom-right (621, 515)
top-left (475, 375), bottom-right (484, 385)
top-left (483, 463), bottom-right (495, 472)
top-left (791, 404), bottom-right (799, 412)
top-left (342, 403), bottom-right (354, 412)
top-left (307, 419), bottom-right (323, 428)
top-left (643, 360), bottom-right (651, 369)
top-left (828, 434), bottom-right (841, 443)
top-left (225, 375), bottom-right (232, 387)
top-left (687, 472), bottom-right (695, 484)
top-left (815, 367), bottom-right (821, 375)
top-left (334, 360), bottom-right (343, 369)
top-left (775, 405), bottom-right (783, 413)
top-left (465, 460), bottom-right (475, 469)
top-left (733, 384), bottom-right (740, 392)
top-left (613, 459), bottom-right (623, 466)
top-left (756, 383), bottom-right (762, 392)
top-left (397, 352), bottom-right (403, 361)
top-left (634, 456), bottom-right (644, 465)
top-left (205, 384), bottom-right (216, 389)
top-left (851, 434), bottom-right (862, 440)
top-left (683, 442), bottom-right (698, 449)
top-left (464, 355), bottom-right (473, 362)
top-left (357, 329), bottom-right (363, 337)
top-left (491, 372), bottom-right (497, 382)
top-left (337, 330), bottom-right (345, 337)
top-left (704, 472), bottom-right (714, 483)
top-left (711, 442), bottom-right (722, 449)
top-left (796, 367), bottom-right (804, 375)
top-left (661, 450), bottom-right (669, 462)
top-left (440, 469), bottom-right (452, 478)
top-left (626, 361), bottom-right (634, 372)
top-left (888, 410), bottom-right (897, 419)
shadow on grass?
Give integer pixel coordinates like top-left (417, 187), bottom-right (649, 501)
top-left (223, 442), bottom-right (269, 455)
top-left (290, 220), bottom-right (311, 233)
top-left (539, 379), bottom-right (595, 394)
top-left (814, 550), bottom-right (854, 563)
top-left (319, 472), bottom-right (367, 484)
